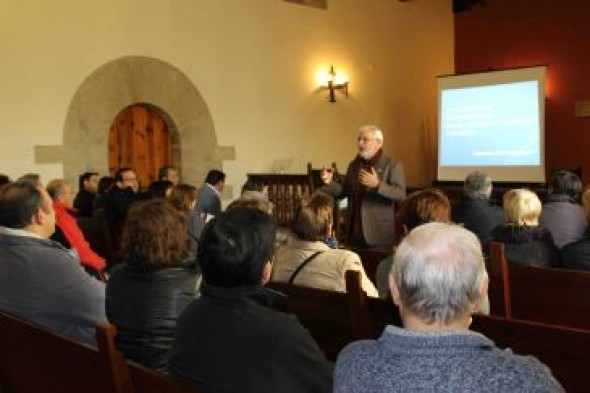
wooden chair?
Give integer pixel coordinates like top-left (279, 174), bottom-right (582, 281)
top-left (0, 311), bottom-right (133, 393)
top-left (489, 241), bottom-right (590, 329)
top-left (246, 173), bottom-right (313, 227)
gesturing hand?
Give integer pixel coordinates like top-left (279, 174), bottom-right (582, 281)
top-left (358, 167), bottom-right (379, 188)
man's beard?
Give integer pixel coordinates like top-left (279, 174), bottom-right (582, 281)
top-left (358, 150), bottom-right (373, 160)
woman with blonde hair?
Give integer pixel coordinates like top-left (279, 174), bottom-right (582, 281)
top-left (491, 188), bottom-right (559, 267)
top-left (271, 193), bottom-right (378, 297)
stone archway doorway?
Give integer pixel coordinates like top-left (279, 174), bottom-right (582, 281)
top-left (108, 104), bottom-right (174, 189)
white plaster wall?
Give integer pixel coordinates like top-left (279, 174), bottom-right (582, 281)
top-left (0, 0), bottom-right (453, 192)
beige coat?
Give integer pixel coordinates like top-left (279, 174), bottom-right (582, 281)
top-left (271, 236), bottom-right (378, 297)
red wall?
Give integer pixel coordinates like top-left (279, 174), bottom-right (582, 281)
top-left (454, 0), bottom-right (590, 182)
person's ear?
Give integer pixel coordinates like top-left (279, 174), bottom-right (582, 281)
top-left (261, 261), bottom-right (273, 285)
top-left (389, 274), bottom-right (402, 307)
top-left (473, 277), bottom-right (489, 313)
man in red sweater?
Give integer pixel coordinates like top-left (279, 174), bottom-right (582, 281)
top-left (46, 179), bottom-right (106, 278)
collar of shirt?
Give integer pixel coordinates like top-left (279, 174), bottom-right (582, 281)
top-left (206, 182), bottom-right (220, 196)
top-left (0, 226), bottom-right (44, 239)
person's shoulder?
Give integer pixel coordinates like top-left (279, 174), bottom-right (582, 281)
top-left (483, 349), bottom-right (563, 391)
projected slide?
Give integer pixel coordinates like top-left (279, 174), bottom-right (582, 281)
top-left (439, 81), bottom-right (541, 166)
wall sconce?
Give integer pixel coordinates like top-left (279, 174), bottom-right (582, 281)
top-left (319, 65), bottom-right (349, 103)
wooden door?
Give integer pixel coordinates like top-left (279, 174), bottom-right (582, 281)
top-left (108, 105), bottom-right (173, 189)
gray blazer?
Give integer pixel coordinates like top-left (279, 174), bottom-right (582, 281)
top-left (195, 184), bottom-right (221, 216)
top-left (323, 154), bottom-right (406, 247)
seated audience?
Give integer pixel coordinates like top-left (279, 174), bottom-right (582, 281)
top-left (145, 179), bottom-right (173, 199)
top-left (104, 168), bottom-right (139, 243)
top-left (158, 165), bottom-right (180, 186)
top-left (491, 188), bottom-right (560, 267)
top-left (106, 199), bottom-right (199, 372)
top-left (169, 207), bottom-right (333, 393)
top-left (168, 183), bottom-right (206, 255)
top-left (0, 173), bottom-right (11, 186)
top-left (539, 170), bottom-right (586, 248)
top-left (561, 187), bottom-right (590, 271)
top-left (375, 188), bottom-right (450, 298)
top-left (240, 179), bottom-right (271, 205)
top-left (334, 222), bottom-right (564, 392)
top-left (272, 193), bottom-right (377, 297)
top-left (73, 171), bottom-right (99, 218)
top-left (93, 175), bottom-right (115, 213)
top-left (195, 169), bottom-right (225, 216)
top-left (0, 181), bottom-right (106, 344)
top-left (16, 172), bottom-right (41, 186)
top-left (451, 171), bottom-right (503, 251)
top-left (47, 179), bottom-right (106, 278)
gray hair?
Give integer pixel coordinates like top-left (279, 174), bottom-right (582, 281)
top-left (358, 125), bottom-right (384, 144)
top-left (390, 222), bottom-right (487, 325)
top-left (463, 171), bottom-right (492, 200)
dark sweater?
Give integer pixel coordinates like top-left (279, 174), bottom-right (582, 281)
top-left (491, 224), bottom-right (560, 267)
top-left (169, 283), bottom-right (333, 393)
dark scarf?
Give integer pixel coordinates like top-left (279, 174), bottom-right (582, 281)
top-left (347, 148), bottom-right (383, 246)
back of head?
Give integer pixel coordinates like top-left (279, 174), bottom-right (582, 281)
top-left (46, 179), bottom-right (67, 201)
top-left (0, 181), bottom-right (45, 229)
top-left (397, 188), bottom-right (450, 231)
top-left (291, 193), bottom-right (333, 241)
top-left (241, 179), bottom-right (264, 194)
top-left (168, 183), bottom-right (197, 212)
top-left (121, 199), bottom-right (188, 270)
top-left (197, 207), bottom-right (277, 287)
top-left (503, 188), bottom-right (542, 225)
top-left (549, 170), bottom-right (582, 201)
top-left (205, 170), bottom-right (226, 186)
top-left (158, 166), bottom-right (173, 181)
top-left (392, 222), bottom-right (487, 325)
top-left (16, 173), bottom-right (41, 187)
top-left (0, 174), bottom-right (11, 187)
top-left (463, 171), bottom-right (492, 200)
top-left (147, 180), bottom-right (173, 199)
top-left (97, 176), bottom-right (115, 195)
top-left (226, 197), bottom-right (273, 215)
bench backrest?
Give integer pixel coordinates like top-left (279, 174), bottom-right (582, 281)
top-left (489, 241), bottom-right (590, 329)
top-left (0, 311), bottom-right (133, 393)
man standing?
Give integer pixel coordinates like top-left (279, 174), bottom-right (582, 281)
top-left (73, 171), bottom-right (99, 217)
top-left (334, 223), bottom-right (563, 392)
top-left (0, 181), bottom-right (106, 344)
top-left (47, 179), bottom-right (106, 277)
top-left (169, 207), bottom-right (333, 393)
top-left (321, 125), bottom-right (405, 247)
top-left (158, 165), bottom-right (180, 186)
top-left (195, 169), bottom-right (225, 216)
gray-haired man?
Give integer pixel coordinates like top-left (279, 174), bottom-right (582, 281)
top-left (334, 222), bottom-right (563, 392)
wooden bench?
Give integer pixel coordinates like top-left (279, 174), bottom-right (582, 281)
top-left (0, 310), bottom-right (201, 393)
top-left (0, 311), bottom-right (133, 393)
top-left (489, 242), bottom-right (590, 329)
top-left (349, 285), bottom-right (590, 393)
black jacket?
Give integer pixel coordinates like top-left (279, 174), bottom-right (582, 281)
top-left (452, 198), bottom-right (504, 251)
top-left (106, 262), bottom-right (200, 372)
top-left (169, 283), bottom-right (333, 393)
top-left (491, 224), bottom-right (560, 267)
top-left (561, 229), bottom-right (590, 271)
top-left (73, 189), bottom-right (96, 218)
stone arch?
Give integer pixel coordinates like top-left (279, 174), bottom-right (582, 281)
top-left (63, 55), bottom-right (232, 190)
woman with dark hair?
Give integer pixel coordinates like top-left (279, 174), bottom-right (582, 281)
top-left (92, 176), bottom-right (115, 214)
top-left (271, 193), bottom-right (378, 296)
top-left (168, 183), bottom-right (206, 255)
top-left (106, 199), bottom-right (200, 372)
